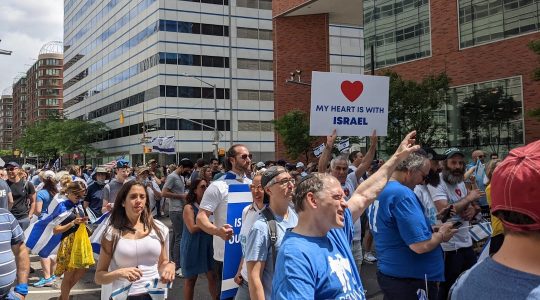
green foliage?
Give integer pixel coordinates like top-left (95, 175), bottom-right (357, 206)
top-left (17, 118), bottom-right (108, 159)
top-left (384, 71), bottom-right (450, 154)
top-left (460, 87), bottom-right (521, 151)
top-left (529, 40), bottom-right (540, 81)
top-left (273, 110), bottom-right (316, 160)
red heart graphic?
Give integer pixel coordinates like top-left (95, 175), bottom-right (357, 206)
top-left (455, 189), bottom-right (462, 197)
top-left (341, 81), bottom-right (364, 102)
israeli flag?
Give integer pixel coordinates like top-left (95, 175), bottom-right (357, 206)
top-left (337, 138), bottom-right (350, 153)
top-left (313, 143), bottom-right (325, 158)
top-left (151, 136), bottom-right (175, 154)
top-left (90, 212), bottom-right (111, 257)
top-left (24, 200), bottom-right (79, 258)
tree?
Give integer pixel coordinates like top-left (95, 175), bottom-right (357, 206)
top-left (273, 110), bottom-right (317, 161)
top-left (385, 71), bottom-right (450, 154)
top-left (528, 40), bottom-right (540, 121)
top-left (17, 118), bottom-right (108, 164)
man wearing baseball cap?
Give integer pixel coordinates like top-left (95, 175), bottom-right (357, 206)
top-left (5, 162), bottom-right (36, 230)
top-left (450, 140), bottom-right (540, 299)
top-left (102, 159), bottom-right (130, 213)
top-left (84, 167), bottom-right (109, 218)
top-left (427, 148), bottom-right (484, 299)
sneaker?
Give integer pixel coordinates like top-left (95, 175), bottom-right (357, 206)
top-left (44, 275), bottom-right (56, 287)
top-left (175, 268), bottom-right (184, 278)
top-left (364, 252), bottom-right (377, 263)
top-left (33, 276), bottom-right (56, 288)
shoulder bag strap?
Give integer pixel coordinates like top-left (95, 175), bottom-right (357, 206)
top-left (261, 207), bottom-right (277, 269)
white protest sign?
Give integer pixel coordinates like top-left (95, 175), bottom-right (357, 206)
top-left (310, 71), bottom-right (389, 136)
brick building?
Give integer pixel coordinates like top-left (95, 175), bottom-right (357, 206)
top-left (0, 92), bottom-right (13, 149)
top-left (273, 0), bottom-right (539, 159)
top-left (11, 42), bottom-right (63, 144)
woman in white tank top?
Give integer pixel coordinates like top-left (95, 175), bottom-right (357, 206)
top-left (95, 180), bottom-right (175, 299)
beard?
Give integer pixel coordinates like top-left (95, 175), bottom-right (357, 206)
top-left (426, 169), bottom-right (441, 187)
top-left (442, 166), bottom-right (465, 185)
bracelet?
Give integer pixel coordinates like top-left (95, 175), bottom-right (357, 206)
top-left (14, 283), bottom-right (28, 296)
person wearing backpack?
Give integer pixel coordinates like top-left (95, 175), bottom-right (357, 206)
top-left (245, 166), bottom-right (298, 300)
top-left (5, 162), bottom-right (36, 231)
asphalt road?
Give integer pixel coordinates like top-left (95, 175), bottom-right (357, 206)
top-left (27, 217), bottom-right (383, 300)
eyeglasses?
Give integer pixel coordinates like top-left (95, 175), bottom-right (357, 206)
top-left (272, 178), bottom-right (295, 187)
top-left (250, 185), bottom-right (264, 192)
top-left (239, 154), bottom-right (253, 160)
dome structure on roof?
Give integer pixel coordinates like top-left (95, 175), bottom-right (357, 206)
top-left (39, 41), bottom-right (63, 55)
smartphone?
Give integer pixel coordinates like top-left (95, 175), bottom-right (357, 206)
top-left (441, 205), bottom-right (454, 223)
top-left (452, 221), bottom-right (463, 229)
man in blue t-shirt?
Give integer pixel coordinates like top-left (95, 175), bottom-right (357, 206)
top-left (450, 141), bottom-right (540, 300)
top-left (368, 152), bottom-right (457, 300)
top-left (272, 131), bottom-right (419, 300)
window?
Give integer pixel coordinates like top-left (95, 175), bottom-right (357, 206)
top-left (364, 0), bottom-right (431, 69)
top-left (237, 27), bottom-right (272, 40)
top-left (238, 89), bottom-right (274, 101)
top-left (237, 58), bottom-right (273, 70)
top-left (458, 0), bottom-right (539, 48)
top-left (238, 121), bottom-right (273, 131)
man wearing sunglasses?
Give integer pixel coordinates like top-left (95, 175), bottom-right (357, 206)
top-left (197, 144), bottom-right (253, 299)
top-left (5, 162), bottom-right (36, 231)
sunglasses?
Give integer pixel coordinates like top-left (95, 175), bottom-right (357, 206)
top-left (239, 154), bottom-right (253, 160)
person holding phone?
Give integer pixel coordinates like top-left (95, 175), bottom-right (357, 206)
top-left (369, 151), bottom-right (457, 300)
top-left (52, 181), bottom-right (92, 300)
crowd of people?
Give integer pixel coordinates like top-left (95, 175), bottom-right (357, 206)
top-left (0, 130), bottom-right (538, 300)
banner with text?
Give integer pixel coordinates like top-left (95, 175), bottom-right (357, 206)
top-left (310, 71), bottom-right (389, 136)
top-left (221, 184), bottom-right (252, 299)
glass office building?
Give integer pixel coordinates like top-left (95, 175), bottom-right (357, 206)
top-left (63, 0), bottom-right (363, 164)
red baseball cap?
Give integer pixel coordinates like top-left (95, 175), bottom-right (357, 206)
top-left (491, 140), bottom-right (540, 232)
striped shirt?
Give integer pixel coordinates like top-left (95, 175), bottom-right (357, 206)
top-left (0, 208), bottom-right (24, 294)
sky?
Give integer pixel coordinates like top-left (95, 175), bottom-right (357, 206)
top-left (0, 0), bottom-right (63, 95)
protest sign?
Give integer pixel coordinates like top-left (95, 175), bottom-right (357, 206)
top-left (310, 71), bottom-right (389, 136)
top-left (221, 184), bottom-right (252, 299)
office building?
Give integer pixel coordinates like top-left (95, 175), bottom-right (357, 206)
top-left (62, 0), bottom-right (362, 164)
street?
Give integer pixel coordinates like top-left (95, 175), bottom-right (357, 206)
top-left (27, 217), bottom-right (383, 299)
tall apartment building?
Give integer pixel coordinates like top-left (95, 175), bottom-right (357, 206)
top-left (11, 42), bottom-right (64, 144)
top-left (363, 0), bottom-right (540, 152)
top-left (0, 92), bottom-right (13, 150)
top-left (62, 0), bottom-right (363, 164)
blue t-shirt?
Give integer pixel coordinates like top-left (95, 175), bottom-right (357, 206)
top-left (271, 208), bottom-right (365, 300)
top-left (36, 190), bottom-right (54, 215)
top-left (245, 207), bottom-right (298, 300)
top-left (451, 257), bottom-right (540, 299)
top-left (368, 181), bottom-right (444, 281)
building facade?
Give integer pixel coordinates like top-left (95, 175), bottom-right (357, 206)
top-left (62, 0), bottom-right (362, 164)
top-left (364, 0), bottom-right (540, 153)
top-left (0, 93), bottom-right (13, 150)
top-left (10, 42), bottom-right (64, 146)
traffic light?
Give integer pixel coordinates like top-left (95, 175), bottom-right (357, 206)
top-left (143, 146), bottom-right (153, 153)
top-left (218, 148), bottom-right (225, 157)
top-left (119, 111), bottom-right (125, 124)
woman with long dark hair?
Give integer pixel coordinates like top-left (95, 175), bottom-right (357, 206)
top-left (95, 180), bottom-right (174, 299)
top-left (180, 178), bottom-right (217, 300)
top-left (52, 181), bottom-right (91, 299)
top-left (33, 172), bottom-right (59, 287)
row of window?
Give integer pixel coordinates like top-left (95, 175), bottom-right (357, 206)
top-left (236, 0), bottom-right (272, 10)
top-left (237, 27), bottom-right (272, 40)
top-left (364, 0), bottom-right (429, 23)
top-left (180, 0), bottom-right (229, 4)
top-left (458, 0), bottom-right (540, 48)
top-left (65, 0), bottom-right (155, 64)
top-left (38, 59), bottom-right (62, 66)
top-left (99, 118), bottom-right (231, 141)
top-left (237, 89), bottom-right (273, 101)
top-left (39, 99), bottom-right (60, 106)
top-left (364, 0), bottom-right (431, 69)
top-left (238, 120), bottom-right (273, 131)
top-left (159, 52), bottom-right (229, 67)
top-left (65, 0), bottom-right (156, 71)
top-left (158, 19), bottom-right (229, 36)
top-left (38, 79), bottom-right (62, 87)
top-left (39, 69), bottom-right (61, 76)
top-left (159, 85), bottom-right (231, 99)
top-left (39, 89), bottom-right (61, 96)
top-left (65, 0), bottom-right (120, 37)
top-left (237, 58), bottom-right (273, 71)
top-left (88, 91), bottom-right (146, 119)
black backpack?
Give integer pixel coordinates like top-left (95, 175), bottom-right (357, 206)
top-left (260, 207), bottom-right (278, 268)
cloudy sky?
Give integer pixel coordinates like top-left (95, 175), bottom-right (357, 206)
top-left (0, 0), bottom-right (63, 95)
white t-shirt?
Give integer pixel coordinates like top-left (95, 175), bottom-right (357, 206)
top-left (342, 172), bottom-right (363, 241)
top-left (105, 220), bottom-right (169, 296)
top-left (428, 174), bottom-right (472, 251)
top-left (239, 203), bottom-right (264, 282)
top-left (199, 171), bottom-right (252, 262)
top-left (414, 185), bottom-right (438, 226)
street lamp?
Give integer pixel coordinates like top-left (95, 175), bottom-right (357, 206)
top-left (181, 73), bottom-right (219, 158)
